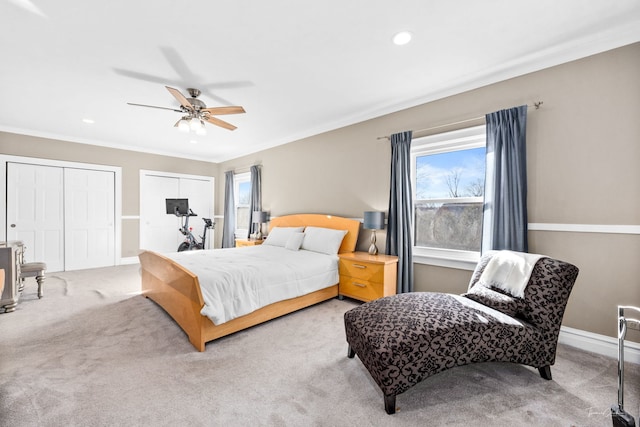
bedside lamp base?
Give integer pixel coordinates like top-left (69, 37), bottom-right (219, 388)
top-left (368, 230), bottom-right (378, 255)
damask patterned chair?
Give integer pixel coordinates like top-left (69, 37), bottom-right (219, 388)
top-left (344, 251), bottom-right (579, 414)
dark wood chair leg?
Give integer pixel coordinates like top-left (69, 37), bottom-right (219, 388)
top-left (384, 394), bottom-right (396, 415)
top-left (347, 345), bottom-right (355, 358)
top-left (538, 365), bottom-right (552, 380)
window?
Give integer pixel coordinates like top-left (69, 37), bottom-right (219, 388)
top-left (234, 172), bottom-right (251, 238)
top-left (411, 125), bottom-right (486, 269)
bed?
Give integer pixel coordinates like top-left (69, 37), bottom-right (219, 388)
top-left (139, 214), bottom-right (360, 351)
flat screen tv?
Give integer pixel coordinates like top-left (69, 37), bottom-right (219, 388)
top-left (166, 198), bottom-right (189, 215)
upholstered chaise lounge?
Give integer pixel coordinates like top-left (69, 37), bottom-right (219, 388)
top-left (344, 251), bottom-right (579, 414)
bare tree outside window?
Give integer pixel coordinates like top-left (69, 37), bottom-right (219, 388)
top-left (446, 169), bottom-right (462, 198)
top-left (466, 178), bottom-right (485, 197)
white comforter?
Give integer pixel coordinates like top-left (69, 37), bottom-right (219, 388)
top-left (165, 245), bottom-right (339, 325)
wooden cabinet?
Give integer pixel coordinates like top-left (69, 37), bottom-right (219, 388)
top-left (235, 239), bottom-right (264, 247)
top-left (0, 241), bottom-right (24, 312)
top-left (338, 252), bottom-right (398, 302)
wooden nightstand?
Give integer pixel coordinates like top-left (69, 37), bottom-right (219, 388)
top-left (235, 239), bottom-right (264, 247)
top-left (338, 252), bottom-right (398, 302)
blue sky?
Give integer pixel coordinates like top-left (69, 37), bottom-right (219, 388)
top-left (238, 181), bottom-right (251, 204)
top-left (415, 147), bottom-right (486, 199)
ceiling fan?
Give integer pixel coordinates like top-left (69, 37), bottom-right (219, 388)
top-left (128, 86), bottom-right (245, 133)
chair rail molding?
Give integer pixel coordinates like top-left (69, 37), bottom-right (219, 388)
top-left (529, 223), bottom-right (640, 235)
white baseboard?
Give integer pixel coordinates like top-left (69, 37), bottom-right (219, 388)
top-left (559, 326), bottom-right (640, 364)
top-left (119, 256), bottom-right (140, 265)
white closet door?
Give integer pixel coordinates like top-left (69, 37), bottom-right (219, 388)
top-left (6, 163), bottom-right (65, 271)
top-left (139, 172), bottom-right (215, 253)
top-left (140, 174), bottom-right (181, 253)
top-left (64, 168), bottom-right (115, 270)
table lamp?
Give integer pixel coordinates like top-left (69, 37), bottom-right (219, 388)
top-left (363, 211), bottom-right (385, 255)
top-left (252, 211), bottom-right (268, 240)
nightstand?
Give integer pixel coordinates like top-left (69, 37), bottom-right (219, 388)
top-left (338, 252), bottom-right (398, 302)
top-left (235, 239), bottom-right (264, 247)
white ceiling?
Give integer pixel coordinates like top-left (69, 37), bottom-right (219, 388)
top-left (1, 1), bottom-right (639, 163)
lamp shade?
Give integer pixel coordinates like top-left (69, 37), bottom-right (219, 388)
top-left (252, 211), bottom-right (268, 224)
top-left (363, 211), bottom-right (385, 230)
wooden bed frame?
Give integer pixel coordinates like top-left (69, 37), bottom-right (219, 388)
top-left (139, 214), bottom-right (360, 351)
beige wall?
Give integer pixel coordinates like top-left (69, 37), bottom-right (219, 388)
top-left (219, 42), bottom-right (640, 340)
top-left (1, 43), bottom-right (638, 341)
top-left (0, 133), bottom-right (218, 257)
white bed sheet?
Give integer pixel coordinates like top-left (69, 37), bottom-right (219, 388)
top-left (165, 245), bottom-right (339, 325)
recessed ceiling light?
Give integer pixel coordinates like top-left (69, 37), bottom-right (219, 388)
top-left (82, 118), bottom-right (95, 124)
top-left (393, 31), bottom-right (412, 46)
top-left (189, 140), bottom-right (198, 144)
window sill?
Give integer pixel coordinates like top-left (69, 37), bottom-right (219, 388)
top-left (412, 248), bottom-right (479, 271)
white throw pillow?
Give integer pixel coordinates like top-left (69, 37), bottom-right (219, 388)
top-left (263, 227), bottom-right (305, 247)
top-left (284, 232), bottom-right (305, 251)
top-left (301, 226), bottom-right (347, 255)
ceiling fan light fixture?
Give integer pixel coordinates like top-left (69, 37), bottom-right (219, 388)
top-left (190, 117), bottom-right (204, 132)
top-left (177, 118), bottom-right (190, 132)
top-left (128, 86), bottom-right (245, 133)
top-left (195, 122), bottom-right (207, 136)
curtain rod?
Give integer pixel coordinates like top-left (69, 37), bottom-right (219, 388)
top-left (377, 101), bottom-right (543, 141)
top-left (225, 163), bottom-right (261, 173)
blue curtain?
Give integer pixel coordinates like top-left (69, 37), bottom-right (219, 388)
top-left (482, 105), bottom-right (528, 253)
top-left (247, 165), bottom-right (262, 238)
top-left (221, 171), bottom-right (236, 248)
top-left (386, 131), bottom-right (414, 293)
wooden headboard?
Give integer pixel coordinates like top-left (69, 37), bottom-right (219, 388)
top-left (268, 214), bottom-right (360, 253)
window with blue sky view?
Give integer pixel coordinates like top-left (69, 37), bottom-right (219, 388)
top-left (234, 174), bottom-right (252, 237)
top-left (413, 135), bottom-right (486, 253)
top-left (415, 147), bottom-right (486, 199)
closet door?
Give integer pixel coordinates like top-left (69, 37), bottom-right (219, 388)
top-left (139, 172), bottom-right (214, 253)
top-left (140, 174), bottom-right (181, 253)
top-left (6, 163), bottom-right (65, 271)
top-left (64, 168), bottom-right (116, 270)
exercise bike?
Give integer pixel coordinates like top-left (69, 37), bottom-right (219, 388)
top-left (174, 208), bottom-right (214, 252)
top-left (166, 198), bottom-right (214, 252)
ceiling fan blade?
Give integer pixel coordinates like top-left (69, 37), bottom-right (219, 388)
top-left (203, 115), bottom-right (237, 131)
top-left (202, 106), bottom-right (246, 115)
top-left (166, 86), bottom-right (193, 110)
top-left (114, 68), bottom-right (181, 86)
top-left (127, 102), bottom-right (183, 112)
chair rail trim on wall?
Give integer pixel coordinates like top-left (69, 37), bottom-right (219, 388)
top-left (529, 223), bottom-right (640, 235)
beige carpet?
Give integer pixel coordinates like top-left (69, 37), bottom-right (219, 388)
top-left (0, 264), bottom-right (638, 426)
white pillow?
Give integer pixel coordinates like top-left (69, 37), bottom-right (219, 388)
top-left (301, 226), bottom-right (348, 255)
top-left (263, 227), bottom-right (305, 247)
top-left (284, 232), bottom-right (305, 251)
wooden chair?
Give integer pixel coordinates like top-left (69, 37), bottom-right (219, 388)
top-left (20, 262), bottom-right (47, 298)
